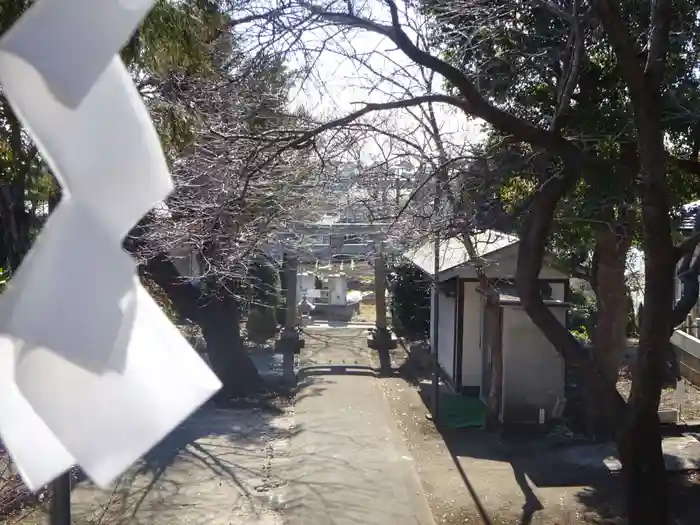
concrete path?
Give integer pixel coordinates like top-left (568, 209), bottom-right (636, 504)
top-left (15, 329), bottom-right (433, 525)
top-left (18, 407), bottom-right (293, 525)
top-left (283, 328), bottom-right (435, 525)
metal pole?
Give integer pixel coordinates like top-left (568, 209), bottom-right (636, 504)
top-left (50, 472), bottom-right (71, 525)
top-left (432, 229), bottom-right (440, 425)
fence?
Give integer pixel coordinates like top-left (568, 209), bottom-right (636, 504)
top-left (679, 305), bottom-right (700, 338)
top-left (671, 330), bottom-right (700, 387)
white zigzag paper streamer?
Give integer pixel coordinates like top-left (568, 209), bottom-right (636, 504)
top-left (0, 0), bottom-right (222, 490)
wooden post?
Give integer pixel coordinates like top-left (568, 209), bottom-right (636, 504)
top-left (284, 255), bottom-right (298, 329)
top-left (49, 473), bottom-right (71, 525)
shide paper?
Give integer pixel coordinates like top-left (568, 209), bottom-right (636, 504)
top-left (0, 0), bottom-right (222, 491)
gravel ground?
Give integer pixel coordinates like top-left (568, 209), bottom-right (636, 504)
top-left (386, 341), bottom-right (700, 524)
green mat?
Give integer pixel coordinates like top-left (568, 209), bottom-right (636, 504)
top-left (438, 394), bottom-right (486, 429)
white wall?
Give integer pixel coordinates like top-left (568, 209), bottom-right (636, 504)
top-left (549, 282), bottom-right (566, 301)
top-left (672, 330), bottom-right (700, 360)
top-left (461, 282), bottom-right (483, 388)
top-left (298, 273), bottom-right (316, 300)
top-left (501, 307), bottom-right (566, 423)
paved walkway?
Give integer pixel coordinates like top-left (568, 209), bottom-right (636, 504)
top-left (60, 408), bottom-right (292, 525)
top-left (283, 328), bottom-right (435, 525)
top-left (15, 328), bottom-right (433, 525)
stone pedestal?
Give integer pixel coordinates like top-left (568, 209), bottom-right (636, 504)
top-left (275, 326), bottom-right (303, 386)
top-left (367, 328), bottom-right (398, 375)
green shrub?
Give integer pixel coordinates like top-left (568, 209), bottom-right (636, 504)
top-left (570, 326), bottom-right (590, 344)
top-left (246, 307), bottom-right (278, 344)
top-left (568, 286), bottom-right (596, 338)
top-left (275, 295), bottom-right (287, 326)
top-left (387, 261), bottom-right (431, 341)
top-left (247, 258), bottom-right (281, 309)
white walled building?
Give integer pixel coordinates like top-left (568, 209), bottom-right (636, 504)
top-left (406, 231), bottom-right (569, 426)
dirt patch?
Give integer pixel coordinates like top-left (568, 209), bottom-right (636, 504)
top-left (384, 342), bottom-right (700, 525)
top-left (354, 302), bottom-right (378, 323)
top-left (379, 345), bottom-right (622, 525)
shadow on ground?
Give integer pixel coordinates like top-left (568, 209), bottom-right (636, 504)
top-left (49, 345), bottom-right (319, 525)
top-left (62, 328), bottom-right (387, 525)
top-left (395, 340), bottom-right (700, 525)
top-left (63, 402), bottom-right (301, 525)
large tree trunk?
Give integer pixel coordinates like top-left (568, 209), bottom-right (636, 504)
top-left (592, 225), bottom-right (631, 384)
top-left (198, 297), bottom-right (264, 400)
top-left (581, 224), bottom-right (633, 438)
top-left (142, 252), bottom-right (263, 399)
top-left (0, 174), bottom-right (32, 273)
top-left (515, 163), bottom-right (628, 427)
top-left (621, 76), bottom-right (674, 525)
top-left (515, 162), bottom-right (667, 522)
top-left (618, 407), bottom-right (668, 524)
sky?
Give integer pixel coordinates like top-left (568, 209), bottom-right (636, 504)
top-left (239, 0), bottom-right (485, 161)
top-left (292, 29), bottom-right (484, 145)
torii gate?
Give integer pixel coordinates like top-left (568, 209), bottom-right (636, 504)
top-left (274, 222), bottom-right (396, 382)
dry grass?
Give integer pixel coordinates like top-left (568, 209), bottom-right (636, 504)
top-left (617, 342), bottom-right (700, 422)
top-left (0, 455), bottom-right (45, 524)
top-left (354, 303), bottom-right (377, 323)
top-left (617, 374), bottom-right (700, 422)
top-left (352, 302), bottom-right (392, 324)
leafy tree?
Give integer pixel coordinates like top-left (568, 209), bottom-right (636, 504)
top-left (0, 1), bottom-right (223, 273)
top-left (433, 0), bottom-right (700, 394)
top-left (233, 0), bottom-right (700, 520)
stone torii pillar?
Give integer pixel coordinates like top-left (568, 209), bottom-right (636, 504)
top-left (367, 235), bottom-right (396, 374)
top-left (374, 238), bottom-right (388, 331)
top-left (274, 252), bottom-right (304, 387)
top-left (284, 253), bottom-right (299, 329)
